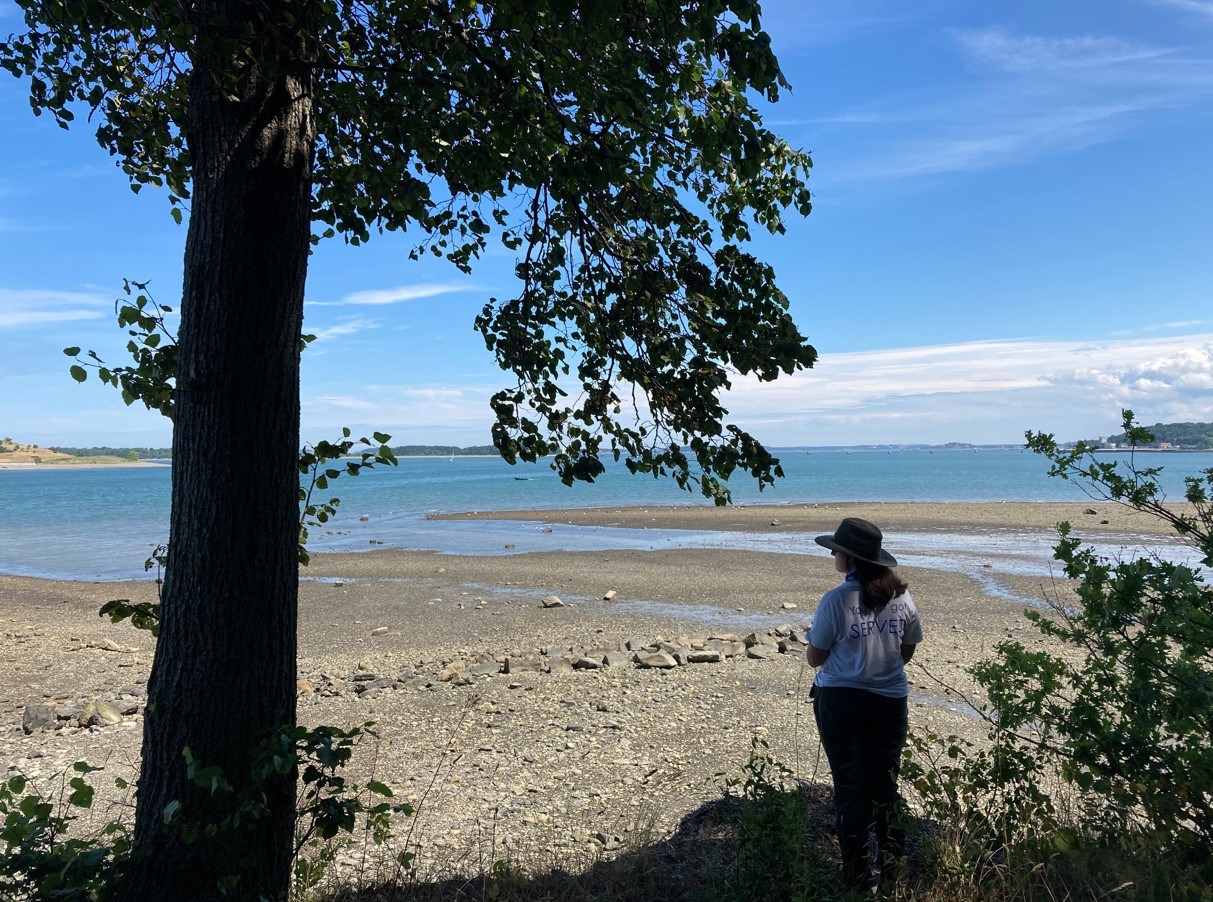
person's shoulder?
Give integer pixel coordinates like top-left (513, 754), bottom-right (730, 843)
top-left (819, 581), bottom-right (854, 605)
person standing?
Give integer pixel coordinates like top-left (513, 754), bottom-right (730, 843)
top-left (806, 517), bottom-right (922, 891)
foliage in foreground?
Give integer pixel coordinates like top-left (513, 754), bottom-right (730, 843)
top-left (896, 409), bottom-right (1213, 898)
top-left (1, 724), bottom-right (411, 901)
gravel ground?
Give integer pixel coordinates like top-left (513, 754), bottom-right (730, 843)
top-left (1, 501), bottom-right (1127, 879)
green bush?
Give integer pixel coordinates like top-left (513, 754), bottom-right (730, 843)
top-left (905, 410), bottom-right (1213, 897)
top-left (0, 762), bottom-right (130, 900)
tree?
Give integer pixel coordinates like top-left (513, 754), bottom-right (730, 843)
top-left (1, 2), bottom-right (815, 898)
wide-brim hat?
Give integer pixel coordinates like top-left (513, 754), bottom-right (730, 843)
top-left (814, 517), bottom-right (898, 567)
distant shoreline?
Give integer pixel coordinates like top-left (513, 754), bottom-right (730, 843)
top-left (0, 461), bottom-right (169, 471)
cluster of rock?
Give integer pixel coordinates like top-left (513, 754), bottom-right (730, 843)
top-left (297, 626), bottom-right (808, 699)
top-left (21, 692), bottom-right (143, 735)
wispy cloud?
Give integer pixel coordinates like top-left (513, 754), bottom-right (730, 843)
top-left (306, 315), bottom-right (378, 341)
top-left (952, 27), bottom-right (1171, 73)
top-left (304, 383), bottom-right (498, 442)
top-left (0, 288), bottom-right (109, 328)
top-left (308, 282), bottom-right (474, 307)
top-left (822, 26), bottom-right (1213, 184)
top-left (1145, 0), bottom-right (1213, 19)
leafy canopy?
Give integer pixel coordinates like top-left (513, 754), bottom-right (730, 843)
top-left (1, 0), bottom-right (816, 501)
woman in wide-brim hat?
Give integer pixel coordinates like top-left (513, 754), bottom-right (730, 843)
top-left (806, 518), bottom-right (923, 891)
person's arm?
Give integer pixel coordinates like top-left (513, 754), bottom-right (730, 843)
top-left (901, 643), bottom-right (917, 664)
top-left (806, 644), bottom-right (830, 667)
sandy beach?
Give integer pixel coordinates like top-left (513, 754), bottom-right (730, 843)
top-left (1, 500), bottom-right (1171, 878)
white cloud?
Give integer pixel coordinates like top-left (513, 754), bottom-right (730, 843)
top-left (308, 283), bottom-right (475, 307)
top-left (306, 315), bottom-right (377, 341)
top-left (0, 288), bottom-right (109, 328)
top-left (300, 334), bottom-right (1213, 448)
top-left (952, 27), bottom-right (1170, 73)
top-left (304, 384), bottom-right (496, 440)
top-left (722, 335), bottom-right (1213, 443)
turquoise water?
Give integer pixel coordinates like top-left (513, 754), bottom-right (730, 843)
top-left (2, 449), bottom-right (1209, 581)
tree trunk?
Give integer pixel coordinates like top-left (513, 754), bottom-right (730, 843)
top-left (119, 7), bottom-right (315, 899)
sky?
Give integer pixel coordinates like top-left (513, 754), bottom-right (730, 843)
top-left (1, 0), bottom-right (1212, 449)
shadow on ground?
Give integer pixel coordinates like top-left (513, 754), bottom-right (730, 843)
top-left (323, 781), bottom-right (844, 901)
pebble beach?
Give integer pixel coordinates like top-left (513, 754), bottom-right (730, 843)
top-left (0, 500), bottom-right (1183, 879)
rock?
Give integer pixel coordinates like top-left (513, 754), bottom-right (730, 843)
top-left (634, 651), bottom-right (678, 669)
top-left (603, 650), bottom-right (632, 668)
top-left (657, 642), bottom-right (689, 665)
top-left (77, 700), bottom-right (122, 727)
top-left (359, 514), bottom-right (370, 521)
top-left (118, 700), bottom-right (140, 716)
top-left (89, 639), bottom-right (136, 653)
top-left (22, 704), bottom-right (56, 734)
top-left (780, 602), bottom-right (798, 610)
top-left (547, 658), bottom-right (575, 675)
top-left (744, 631), bottom-right (776, 648)
top-left (541, 595), bottom-right (565, 608)
top-left (505, 655), bottom-right (545, 675)
top-left (594, 831), bottom-right (625, 851)
top-left (746, 644), bottom-right (776, 660)
top-left (687, 649), bottom-right (724, 664)
top-left (296, 679), bottom-right (315, 697)
top-left (1084, 508), bottom-right (1098, 515)
top-left (469, 660), bottom-right (502, 677)
top-left (352, 671), bottom-right (377, 681)
top-left (603, 590), bottom-right (617, 601)
top-left (770, 519), bottom-right (782, 527)
top-left (438, 668), bottom-right (472, 687)
top-left (370, 626), bottom-right (389, 636)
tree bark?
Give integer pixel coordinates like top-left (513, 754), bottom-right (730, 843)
top-left (119, 5), bottom-right (316, 898)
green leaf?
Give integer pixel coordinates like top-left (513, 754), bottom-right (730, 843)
top-left (70, 364), bottom-right (88, 382)
top-left (63, 346), bottom-right (81, 356)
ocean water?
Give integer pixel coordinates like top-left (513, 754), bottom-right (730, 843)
top-left (1, 449), bottom-right (1208, 581)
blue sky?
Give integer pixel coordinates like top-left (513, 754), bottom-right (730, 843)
top-left (2, 0), bottom-right (1212, 449)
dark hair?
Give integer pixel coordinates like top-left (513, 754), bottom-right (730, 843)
top-left (852, 558), bottom-right (908, 614)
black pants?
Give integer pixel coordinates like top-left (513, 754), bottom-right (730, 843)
top-left (813, 685), bottom-right (909, 889)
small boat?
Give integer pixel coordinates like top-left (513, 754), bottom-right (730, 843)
top-left (514, 476), bottom-right (533, 481)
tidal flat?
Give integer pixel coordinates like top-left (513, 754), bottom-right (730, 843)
top-left (3, 500), bottom-right (1180, 881)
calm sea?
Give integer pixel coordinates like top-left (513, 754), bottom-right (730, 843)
top-left (2, 449), bottom-right (1209, 581)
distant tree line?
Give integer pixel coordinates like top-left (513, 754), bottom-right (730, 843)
top-left (49, 446), bottom-right (173, 459)
top-left (389, 445), bottom-right (498, 457)
top-left (1097, 421), bottom-right (1213, 449)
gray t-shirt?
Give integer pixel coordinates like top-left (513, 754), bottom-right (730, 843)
top-left (809, 577), bottom-right (923, 698)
